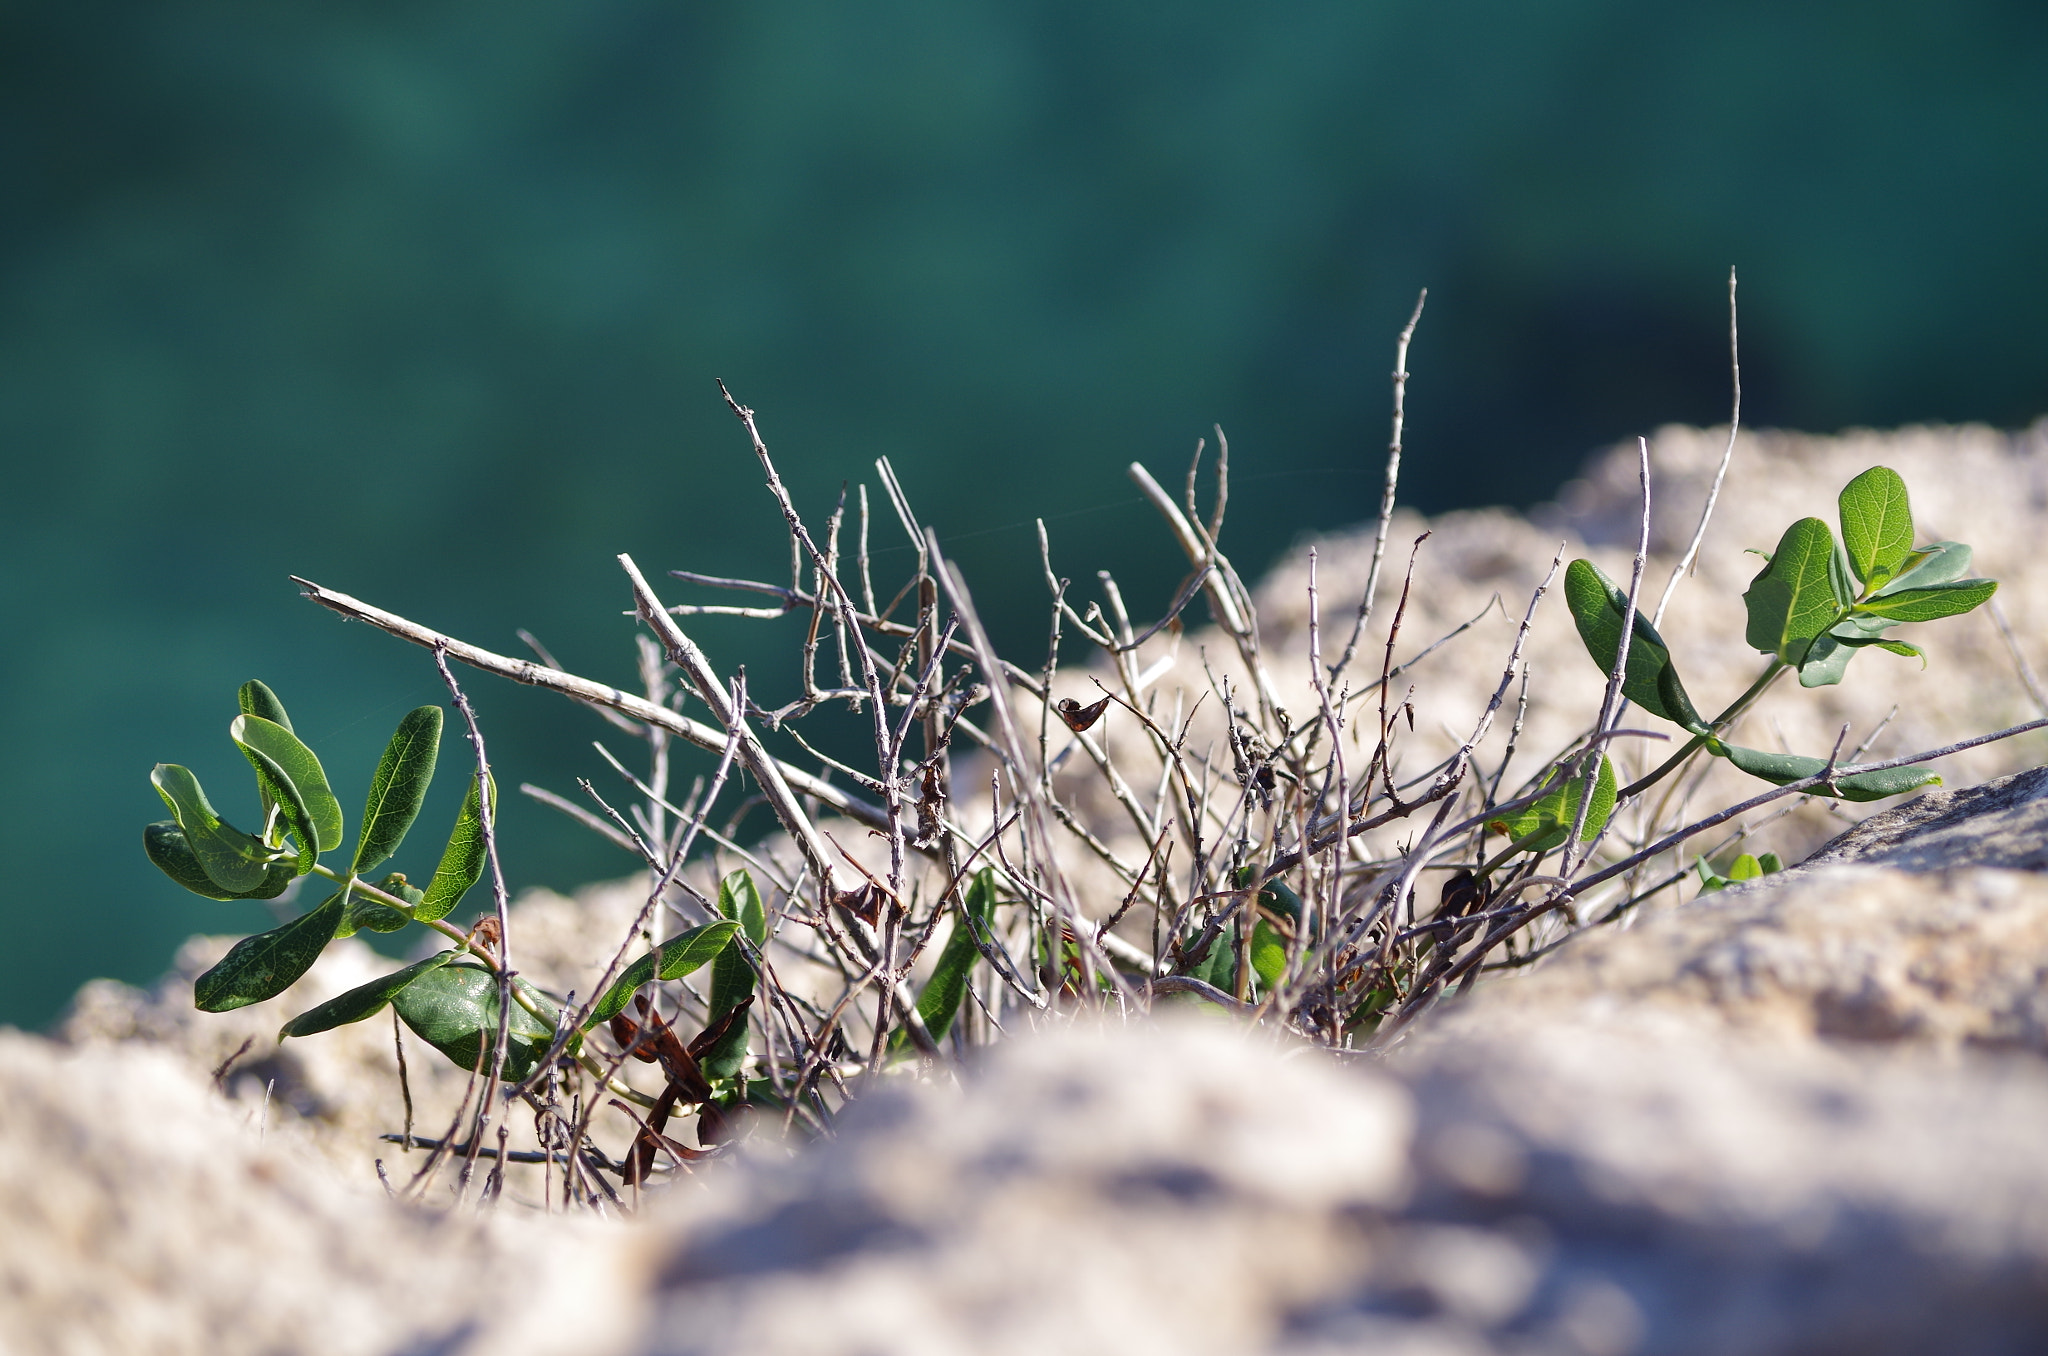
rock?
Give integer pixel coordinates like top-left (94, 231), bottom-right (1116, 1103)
top-left (637, 1015), bottom-right (2048, 1356)
top-left (1423, 767), bottom-right (2048, 1054)
top-left (646, 1020), bottom-right (1412, 1356)
top-left (0, 1029), bottom-right (634, 1356)
top-left (1432, 864), bottom-right (2048, 1055)
top-left (1800, 765), bottom-right (2048, 873)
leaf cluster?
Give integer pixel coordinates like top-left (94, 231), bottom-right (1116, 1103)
top-left (1563, 466), bottom-right (1994, 803)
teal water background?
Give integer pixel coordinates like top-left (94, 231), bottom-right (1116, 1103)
top-left (4, 1), bottom-right (2045, 1026)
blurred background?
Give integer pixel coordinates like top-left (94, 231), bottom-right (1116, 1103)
top-left (3, 0), bottom-right (2044, 1027)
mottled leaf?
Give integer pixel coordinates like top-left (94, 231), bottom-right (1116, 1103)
top-left (193, 892), bottom-right (346, 1012)
top-left (336, 873), bottom-right (419, 939)
top-left (151, 763), bottom-right (271, 892)
top-left (143, 821), bottom-right (294, 901)
top-left (230, 715), bottom-right (344, 853)
top-left (585, 921), bottom-right (740, 1029)
top-left (392, 964), bottom-right (556, 1081)
top-left (279, 951), bottom-right (456, 1039)
top-left (416, 775), bottom-right (494, 923)
top-left (352, 706), bottom-right (442, 874)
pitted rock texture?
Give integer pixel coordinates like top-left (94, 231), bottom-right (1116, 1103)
top-left (1436, 863), bottom-right (2048, 1054)
top-left (1799, 764), bottom-right (2048, 873)
top-left (1432, 767), bottom-right (2048, 1053)
top-left (641, 1016), bottom-right (2048, 1356)
top-left (0, 1030), bottom-right (633, 1356)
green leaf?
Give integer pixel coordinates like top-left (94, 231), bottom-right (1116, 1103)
top-left (703, 869), bottom-right (770, 1080)
top-left (1563, 559), bottom-right (1702, 726)
top-left (1853, 638), bottom-right (1927, 662)
top-left (584, 921), bottom-right (740, 1029)
top-left (1830, 612), bottom-right (1897, 640)
top-left (237, 680), bottom-right (294, 733)
top-left (1757, 852), bottom-right (1785, 873)
top-left (1249, 918), bottom-right (1288, 993)
top-left (279, 951), bottom-right (456, 1039)
top-left (1487, 755), bottom-right (1617, 853)
top-left (906, 868), bottom-right (1001, 1048)
top-left (1708, 741), bottom-right (1943, 801)
top-left (230, 715), bottom-right (344, 854)
top-left (1837, 466), bottom-right (1915, 587)
top-left (1727, 853), bottom-right (1764, 882)
top-left (1696, 857), bottom-right (1729, 894)
top-left (240, 741), bottom-right (318, 874)
top-left (416, 775), bottom-right (494, 923)
top-left (143, 821), bottom-right (294, 900)
top-left (151, 763), bottom-right (272, 892)
top-left (237, 682), bottom-right (296, 835)
top-left (391, 964), bottom-right (556, 1082)
top-left (1853, 579), bottom-right (1998, 624)
top-left (1743, 518), bottom-right (1844, 665)
top-left (718, 868), bottom-right (768, 948)
top-left (352, 706), bottom-right (442, 875)
top-left (193, 892), bottom-right (347, 1012)
top-left (1874, 540), bottom-right (1974, 596)
top-left (1795, 635), bottom-right (1855, 688)
top-left (335, 873), bottom-right (418, 939)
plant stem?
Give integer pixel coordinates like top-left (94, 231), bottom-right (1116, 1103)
top-left (305, 861), bottom-right (478, 952)
top-left (1620, 659), bottom-right (1786, 800)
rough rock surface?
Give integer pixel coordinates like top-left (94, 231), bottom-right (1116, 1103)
top-left (1428, 767), bottom-right (2048, 1052)
top-left (0, 1030), bottom-right (634, 1356)
top-left (642, 1016), bottom-right (2048, 1356)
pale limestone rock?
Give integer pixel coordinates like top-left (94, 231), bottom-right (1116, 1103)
top-left (1434, 767), bottom-right (2048, 1052)
top-left (637, 1015), bottom-right (2048, 1356)
top-left (0, 1030), bottom-right (635, 1356)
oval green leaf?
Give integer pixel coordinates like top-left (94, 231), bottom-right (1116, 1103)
top-left (584, 920), bottom-right (740, 1029)
top-left (911, 867), bottom-right (1002, 1047)
top-left (237, 680), bottom-right (294, 733)
top-left (1743, 518), bottom-right (1843, 664)
top-left (1795, 634), bottom-right (1855, 688)
top-left (193, 891), bottom-right (347, 1012)
top-left (1710, 742), bottom-right (1942, 801)
top-left (1853, 578), bottom-right (1997, 624)
top-left (703, 870), bottom-right (769, 1080)
top-left (144, 821), bottom-right (295, 901)
top-left (280, 951), bottom-right (456, 1039)
top-left (416, 775), bottom-right (495, 922)
top-left (151, 763), bottom-right (272, 892)
top-left (1563, 559), bottom-right (1701, 726)
top-left (230, 715), bottom-right (344, 854)
top-left (352, 706), bottom-right (443, 874)
top-left (392, 964), bottom-right (556, 1081)
top-left (1837, 466), bottom-right (1914, 587)
top-left (1487, 755), bottom-right (1616, 853)
top-left (1873, 540), bottom-right (1974, 597)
